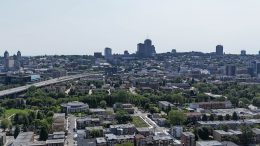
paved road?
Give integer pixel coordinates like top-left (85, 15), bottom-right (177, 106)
top-left (0, 73), bottom-right (96, 97)
top-left (65, 115), bottom-right (77, 146)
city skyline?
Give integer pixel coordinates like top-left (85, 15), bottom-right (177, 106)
top-left (1, 0), bottom-right (260, 55)
top-left (1, 42), bottom-right (260, 57)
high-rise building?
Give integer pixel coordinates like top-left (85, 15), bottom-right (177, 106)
top-left (4, 51), bottom-right (9, 71)
top-left (14, 51), bottom-right (22, 69)
top-left (172, 49), bottom-right (177, 54)
top-left (4, 51), bottom-right (9, 59)
top-left (104, 47), bottom-right (113, 61)
top-left (225, 65), bottom-right (236, 76)
top-left (136, 39), bottom-right (156, 58)
top-left (247, 60), bottom-right (260, 77)
top-left (17, 51), bottom-right (21, 60)
top-left (216, 45), bottom-right (223, 55)
top-left (94, 52), bottom-right (102, 58)
top-left (241, 50), bottom-right (246, 56)
top-left (124, 50), bottom-right (129, 55)
top-left (3, 51), bottom-right (22, 71)
top-left (256, 62), bottom-right (260, 75)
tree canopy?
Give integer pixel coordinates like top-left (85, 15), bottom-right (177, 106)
top-left (168, 110), bottom-right (186, 125)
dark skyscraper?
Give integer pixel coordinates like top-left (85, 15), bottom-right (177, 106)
top-left (17, 51), bottom-right (21, 60)
top-left (136, 39), bottom-right (156, 58)
top-left (248, 60), bottom-right (258, 77)
top-left (4, 51), bottom-right (9, 59)
top-left (104, 47), bottom-right (113, 61)
top-left (241, 50), bottom-right (246, 56)
top-left (216, 45), bottom-right (223, 55)
top-left (124, 50), bottom-right (129, 55)
top-left (15, 51), bottom-right (22, 69)
top-left (225, 65), bottom-right (236, 76)
top-left (4, 51), bottom-right (9, 71)
top-left (94, 52), bottom-right (102, 58)
top-left (256, 62), bottom-right (260, 75)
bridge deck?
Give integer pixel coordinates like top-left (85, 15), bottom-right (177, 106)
top-left (0, 73), bottom-right (94, 97)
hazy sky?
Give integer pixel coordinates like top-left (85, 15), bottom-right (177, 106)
top-left (1, 0), bottom-right (260, 56)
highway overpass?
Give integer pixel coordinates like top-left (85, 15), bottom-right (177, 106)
top-left (0, 73), bottom-right (96, 97)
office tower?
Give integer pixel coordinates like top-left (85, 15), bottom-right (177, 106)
top-left (4, 51), bottom-right (9, 71)
top-left (3, 50), bottom-right (22, 71)
top-left (257, 62), bottom-right (260, 74)
top-left (247, 60), bottom-right (260, 77)
top-left (4, 51), bottom-right (9, 59)
top-left (248, 60), bottom-right (257, 77)
top-left (104, 47), bottom-right (113, 61)
top-left (124, 50), bottom-right (129, 55)
top-left (136, 39), bottom-right (156, 58)
top-left (241, 50), bottom-right (246, 56)
top-left (225, 65), bottom-right (236, 76)
top-left (248, 67), bottom-right (255, 77)
top-left (14, 51), bottom-right (22, 70)
top-left (216, 45), bottom-right (223, 55)
top-left (17, 51), bottom-right (21, 60)
top-left (94, 52), bottom-right (103, 58)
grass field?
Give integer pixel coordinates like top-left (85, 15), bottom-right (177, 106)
top-left (131, 116), bottom-right (149, 128)
top-left (4, 109), bottom-right (30, 118)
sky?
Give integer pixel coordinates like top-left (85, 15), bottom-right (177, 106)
top-left (0, 0), bottom-right (260, 56)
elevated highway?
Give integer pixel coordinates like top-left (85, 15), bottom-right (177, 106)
top-left (0, 73), bottom-right (96, 97)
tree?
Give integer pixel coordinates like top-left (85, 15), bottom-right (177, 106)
top-left (115, 110), bottom-right (132, 124)
top-left (0, 118), bottom-right (10, 131)
top-left (46, 111), bottom-right (54, 117)
top-left (202, 114), bottom-right (208, 121)
top-left (220, 125), bottom-right (229, 132)
top-left (225, 114), bottom-right (231, 120)
top-left (166, 104), bottom-right (172, 113)
top-left (197, 93), bottom-right (209, 102)
top-left (148, 104), bottom-right (160, 114)
top-left (13, 112), bottom-right (29, 125)
top-left (253, 96), bottom-right (260, 107)
top-left (209, 114), bottom-right (215, 121)
top-left (100, 100), bottom-right (107, 109)
top-left (193, 128), bottom-right (199, 141)
top-left (37, 111), bottom-right (44, 120)
top-left (39, 127), bottom-right (48, 141)
top-left (90, 129), bottom-right (101, 138)
top-left (217, 115), bottom-right (224, 121)
top-left (14, 125), bottom-right (20, 139)
top-left (168, 110), bottom-right (186, 126)
top-left (23, 125), bottom-right (28, 132)
top-left (172, 94), bottom-right (184, 105)
top-left (197, 127), bottom-right (210, 140)
top-left (240, 126), bottom-right (253, 146)
top-left (28, 111), bottom-right (36, 124)
top-left (232, 112), bottom-right (239, 120)
top-left (229, 96), bottom-right (239, 107)
top-left (222, 135), bottom-right (239, 144)
top-left (0, 107), bottom-right (5, 117)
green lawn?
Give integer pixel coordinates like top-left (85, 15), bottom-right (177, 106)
top-left (4, 109), bottom-right (30, 118)
top-left (115, 142), bottom-right (134, 146)
top-left (131, 116), bottom-right (149, 128)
